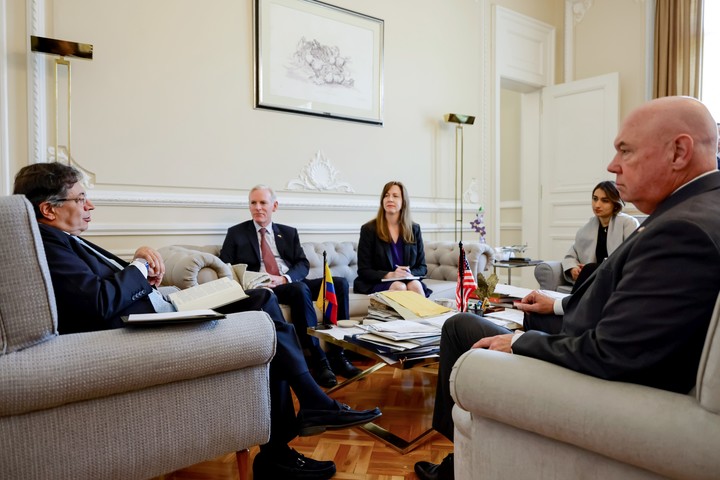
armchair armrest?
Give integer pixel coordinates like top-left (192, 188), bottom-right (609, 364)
top-left (450, 349), bottom-right (720, 480)
top-left (0, 311), bottom-right (276, 417)
top-left (159, 245), bottom-right (231, 289)
top-left (533, 260), bottom-right (572, 292)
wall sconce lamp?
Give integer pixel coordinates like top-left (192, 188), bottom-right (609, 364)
top-left (444, 113), bottom-right (476, 242)
top-left (31, 35), bottom-right (96, 184)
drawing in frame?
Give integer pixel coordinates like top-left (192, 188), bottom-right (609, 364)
top-left (254, 0), bottom-right (384, 125)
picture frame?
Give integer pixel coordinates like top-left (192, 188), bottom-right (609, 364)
top-left (254, 0), bottom-right (384, 125)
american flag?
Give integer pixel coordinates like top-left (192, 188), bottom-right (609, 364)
top-left (456, 245), bottom-right (478, 312)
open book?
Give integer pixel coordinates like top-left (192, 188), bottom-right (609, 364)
top-left (168, 277), bottom-right (248, 311)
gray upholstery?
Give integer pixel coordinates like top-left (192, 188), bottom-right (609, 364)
top-left (160, 240), bottom-right (495, 318)
top-left (0, 195), bottom-right (275, 480)
top-left (0, 196), bottom-right (57, 354)
top-left (533, 260), bottom-right (573, 293)
top-left (449, 292), bottom-right (720, 480)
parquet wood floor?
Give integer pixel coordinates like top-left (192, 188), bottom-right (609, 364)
top-left (152, 358), bottom-right (453, 480)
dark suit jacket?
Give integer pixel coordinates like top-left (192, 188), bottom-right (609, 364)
top-left (219, 221), bottom-right (310, 282)
top-left (38, 223), bottom-right (154, 334)
top-left (514, 171), bottom-right (720, 393)
top-left (354, 220), bottom-right (428, 294)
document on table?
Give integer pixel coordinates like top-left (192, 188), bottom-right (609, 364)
top-left (380, 291), bottom-right (453, 318)
top-left (358, 319), bottom-right (440, 341)
top-left (483, 308), bottom-right (524, 329)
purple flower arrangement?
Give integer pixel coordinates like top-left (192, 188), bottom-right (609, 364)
top-left (469, 207), bottom-right (486, 243)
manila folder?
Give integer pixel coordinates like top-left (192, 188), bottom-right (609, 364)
top-left (168, 277), bottom-right (248, 311)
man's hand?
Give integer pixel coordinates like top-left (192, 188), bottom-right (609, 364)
top-left (267, 274), bottom-right (288, 288)
top-left (473, 334), bottom-right (513, 353)
top-left (515, 290), bottom-right (555, 314)
top-left (134, 246), bottom-right (165, 287)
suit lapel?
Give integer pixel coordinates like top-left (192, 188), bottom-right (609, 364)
top-left (245, 221), bottom-right (262, 264)
top-left (272, 224), bottom-right (289, 263)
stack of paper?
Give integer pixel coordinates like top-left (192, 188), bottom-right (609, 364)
top-left (365, 291), bottom-right (452, 321)
top-left (359, 319), bottom-right (441, 343)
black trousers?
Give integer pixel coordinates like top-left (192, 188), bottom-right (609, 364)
top-left (432, 313), bottom-right (510, 441)
top-left (218, 288), bottom-right (311, 445)
top-left (270, 276), bottom-right (350, 361)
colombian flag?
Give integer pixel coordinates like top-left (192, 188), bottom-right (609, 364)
top-left (315, 263), bottom-right (338, 325)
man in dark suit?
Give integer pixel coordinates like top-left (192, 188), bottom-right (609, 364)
top-left (415, 96), bottom-right (720, 480)
top-left (219, 185), bottom-right (360, 388)
top-left (13, 163), bottom-right (381, 480)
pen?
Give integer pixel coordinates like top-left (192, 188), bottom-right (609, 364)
top-left (395, 264), bottom-right (411, 273)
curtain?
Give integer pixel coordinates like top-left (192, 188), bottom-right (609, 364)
top-left (653, 0), bottom-right (704, 98)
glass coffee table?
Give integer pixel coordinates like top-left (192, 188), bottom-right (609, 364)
top-left (308, 323), bottom-right (442, 454)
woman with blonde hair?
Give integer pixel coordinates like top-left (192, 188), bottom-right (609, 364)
top-left (354, 181), bottom-right (430, 296)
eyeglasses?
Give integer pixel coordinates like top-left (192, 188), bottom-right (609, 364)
top-left (55, 194), bottom-right (88, 206)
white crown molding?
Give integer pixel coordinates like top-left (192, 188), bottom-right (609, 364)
top-left (286, 149), bottom-right (354, 192)
top-left (89, 188), bottom-right (456, 213)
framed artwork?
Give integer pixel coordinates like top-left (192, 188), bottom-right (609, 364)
top-left (254, 0), bottom-right (384, 125)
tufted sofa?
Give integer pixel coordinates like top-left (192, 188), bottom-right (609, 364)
top-left (449, 291), bottom-right (720, 480)
top-left (160, 241), bottom-right (495, 319)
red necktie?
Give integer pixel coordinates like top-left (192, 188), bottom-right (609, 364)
top-left (259, 227), bottom-right (281, 276)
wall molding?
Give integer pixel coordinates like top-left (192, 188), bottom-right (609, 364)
top-left (28, 0), bottom-right (46, 165)
top-left (84, 221), bottom-right (463, 238)
top-left (564, 0), bottom-right (594, 82)
top-left (90, 188), bottom-right (457, 213)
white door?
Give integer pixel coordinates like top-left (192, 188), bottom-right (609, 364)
top-left (533, 73), bottom-right (620, 262)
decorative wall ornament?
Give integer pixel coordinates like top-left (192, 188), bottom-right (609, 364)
top-left (463, 177), bottom-right (480, 205)
top-left (569, 0), bottom-right (594, 25)
top-left (286, 150), bottom-right (354, 192)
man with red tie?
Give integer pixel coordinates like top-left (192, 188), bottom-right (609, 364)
top-left (220, 185), bottom-right (360, 388)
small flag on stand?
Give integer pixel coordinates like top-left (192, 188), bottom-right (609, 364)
top-left (315, 261), bottom-right (338, 325)
top-left (456, 244), bottom-right (478, 312)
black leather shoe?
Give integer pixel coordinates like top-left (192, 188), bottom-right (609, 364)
top-left (297, 401), bottom-right (382, 436)
top-left (328, 351), bottom-right (362, 378)
top-left (313, 358), bottom-right (337, 388)
top-left (253, 448), bottom-right (336, 480)
top-left (414, 453), bottom-right (454, 480)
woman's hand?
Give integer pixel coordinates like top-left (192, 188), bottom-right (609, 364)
top-left (570, 264), bottom-right (584, 281)
top-left (385, 265), bottom-right (412, 278)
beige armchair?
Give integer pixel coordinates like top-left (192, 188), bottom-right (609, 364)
top-left (450, 292), bottom-right (720, 479)
top-left (0, 195), bottom-right (276, 480)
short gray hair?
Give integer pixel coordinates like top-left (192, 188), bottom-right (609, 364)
top-left (249, 184), bottom-right (276, 202)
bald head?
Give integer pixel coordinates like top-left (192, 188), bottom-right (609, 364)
top-left (607, 96), bottom-right (717, 214)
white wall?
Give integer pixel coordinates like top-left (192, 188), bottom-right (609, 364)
top-left (1, 0), bottom-right (649, 259)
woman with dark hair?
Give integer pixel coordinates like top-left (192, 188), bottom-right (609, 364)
top-left (354, 181), bottom-right (430, 297)
top-left (562, 180), bottom-right (639, 287)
